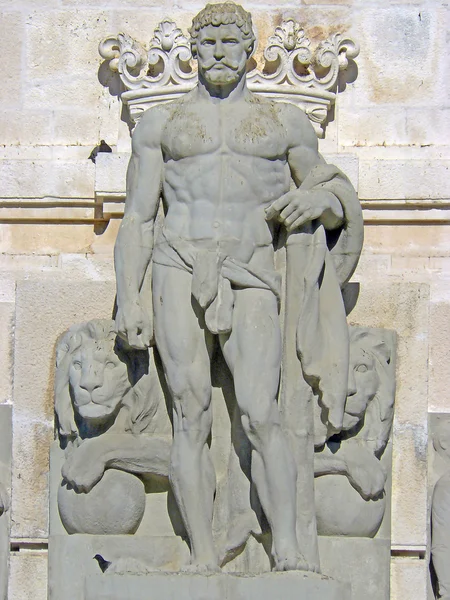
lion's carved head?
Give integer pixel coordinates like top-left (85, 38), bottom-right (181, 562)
top-left (314, 326), bottom-right (396, 455)
top-left (55, 319), bottom-right (157, 442)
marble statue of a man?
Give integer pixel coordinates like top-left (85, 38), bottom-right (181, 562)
top-left (114, 1), bottom-right (361, 573)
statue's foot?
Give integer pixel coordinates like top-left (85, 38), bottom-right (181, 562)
top-left (273, 554), bottom-right (320, 573)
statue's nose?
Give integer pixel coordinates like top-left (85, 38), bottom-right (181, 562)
top-left (80, 366), bottom-right (103, 393)
top-left (213, 42), bottom-right (225, 60)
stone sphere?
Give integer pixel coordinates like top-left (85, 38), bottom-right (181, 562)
top-left (315, 475), bottom-right (386, 538)
top-left (58, 470), bottom-right (146, 535)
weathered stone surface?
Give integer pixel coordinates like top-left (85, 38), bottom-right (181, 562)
top-left (429, 302), bottom-right (450, 413)
top-left (85, 571), bottom-right (350, 600)
top-left (12, 279), bottom-right (115, 538)
top-left (0, 12), bottom-right (23, 107)
top-left (0, 405), bottom-right (12, 600)
top-left (0, 303), bottom-right (14, 404)
top-left (359, 160), bottom-right (450, 200)
top-left (9, 551), bottom-right (48, 600)
top-left (0, 160), bottom-right (95, 199)
top-left (318, 537), bottom-right (390, 600)
top-left (348, 282), bottom-right (429, 548)
top-left (390, 558), bottom-right (428, 600)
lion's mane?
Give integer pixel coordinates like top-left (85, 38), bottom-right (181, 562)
top-left (347, 327), bottom-right (396, 457)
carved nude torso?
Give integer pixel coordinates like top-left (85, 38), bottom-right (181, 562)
top-left (157, 92), bottom-right (293, 267)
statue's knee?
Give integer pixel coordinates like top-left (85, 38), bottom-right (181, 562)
top-left (170, 370), bottom-right (210, 412)
top-left (241, 409), bottom-right (277, 444)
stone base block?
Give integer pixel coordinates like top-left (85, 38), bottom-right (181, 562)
top-left (319, 536), bottom-right (390, 600)
top-left (84, 571), bottom-right (350, 600)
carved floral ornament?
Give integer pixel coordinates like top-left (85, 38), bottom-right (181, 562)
top-left (99, 18), bottom-right (359, 137)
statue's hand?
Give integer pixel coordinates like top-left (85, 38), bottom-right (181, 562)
top-left (115, 300), bottom-right (152, 350)
top-left (62, 440), bottom-right (106, 493)
top-left (345, 452), bottom-right (387, 500)
top-left (265, 189), bottom-right (343, 232)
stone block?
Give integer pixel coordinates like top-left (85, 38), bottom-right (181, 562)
top-left (52, 106), bottom-right (118, 148)
top-left (0, 12), bottom-right (23, 107)
top-left (95, 152), bottom-right (129, 198)
top-left (363, 225), bottom-right (450, 258)
top-left (0, 110), bottom-right (53, 147)
top-left (49, 534), bottom-right (189, 600)
top-left (85, 571), bottom-right (350, 600)
top-left (26, 75), bottom-right (104, 111)
top-left (348, 282), bottom-right (429, 547)
top-left (359, 160), bottom-right (450, 200)
top-left (322, 153), bottom-right (359, 191)
top-left (110, 8), bottom-right (195, 44)
top-left (12, 279), bottom-right (115, 538)
top-left (390, 256), bottom-right (431, 273)
top-left (405, 108), bottom-right (450, 147)
top-left (8, 551), bottom-right (48, 600)
top-left (0, 224), bottom-right (96, 255)
top-left (352, 253), bottom-right (391, 278)
top-left (0, 279), bottom-right (15, 303)
top-left (339, 108), bottom-right (408, 148)
top-left (390, 557), bottom-right (428, 600)
top-left (25, 10), bottom-right (113, 79)
top-left (391, 427), bottom-right (427, 547)
top-left (0, 160), bottom-right (95, 199)
top-left (338, 7), bottom-right (440, 108)
top-left (0, 303), bottom-right (14, 404)
top-left (429, 302), bottom-right (450, 412)
top-left (0, 405), bottom-right (12, 600)
top-left (318, 537), bottom-right (390, 600)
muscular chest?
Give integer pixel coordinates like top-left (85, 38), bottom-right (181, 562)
top-left (161, 101), bottom-right (288, 161)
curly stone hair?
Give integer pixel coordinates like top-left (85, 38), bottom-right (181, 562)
top-left (189, 2), bottom-right (256, 55)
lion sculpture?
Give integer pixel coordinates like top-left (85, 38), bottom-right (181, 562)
top-left (54, 319), bottom-right (170, 535)
top-left (314, 326), bottom-right (396, 537)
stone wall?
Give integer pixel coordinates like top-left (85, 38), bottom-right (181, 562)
top-left (1, 0), bottom-right (449, 598)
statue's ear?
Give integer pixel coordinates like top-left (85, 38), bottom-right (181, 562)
top-left (246, 40), bottom-right (255, 58)
top-left (191, 41), bottom-right (197, 59)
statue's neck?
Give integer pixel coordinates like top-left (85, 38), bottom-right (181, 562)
top-left (197, 72), bottom-right (249, 104)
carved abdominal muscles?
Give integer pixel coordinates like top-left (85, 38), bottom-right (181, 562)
top-left (314, 326), bottom-right (396, 538)
top-left (54, 319), bottom-right (170, 535)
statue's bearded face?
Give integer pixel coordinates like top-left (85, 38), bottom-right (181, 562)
top-left (196, 23), bottom-right (249, 87)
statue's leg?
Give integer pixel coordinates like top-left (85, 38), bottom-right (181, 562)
top-left (153, 264), bottom-right (217, 570)
top-left (220, 288), bottom-right (304, 571)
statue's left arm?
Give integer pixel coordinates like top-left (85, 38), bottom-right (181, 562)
top-left (265, 103), bottom-right (346, 232)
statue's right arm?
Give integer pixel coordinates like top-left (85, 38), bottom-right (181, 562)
top-left (61, 434), bottom-right (171, 493)
top-left (114, 110), bottom-right (164, 349)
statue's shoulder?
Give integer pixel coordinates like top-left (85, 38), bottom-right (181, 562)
top-left (132, 102), bottom-right (176, 147)
top-left (271, 100), bottom-right (312, 129)
top-left (271, 100), bottom-right (317, 149)
top-left (137, 103), bottom-right (171, 131)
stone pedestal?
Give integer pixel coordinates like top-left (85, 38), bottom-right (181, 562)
top-left (49, 535), bottom-right (353, 600)
top-left (84, 571), bottom-right (350, 600)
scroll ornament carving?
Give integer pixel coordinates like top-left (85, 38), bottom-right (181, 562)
top-left (99, 18), bottom-right (359, 137)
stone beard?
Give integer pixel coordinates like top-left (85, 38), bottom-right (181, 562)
top-left (114, 1), bottom-right (361, 574)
